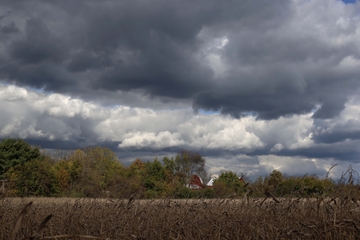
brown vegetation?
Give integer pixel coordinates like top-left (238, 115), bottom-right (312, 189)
top-left (1, 196), bottom-right (360, 239)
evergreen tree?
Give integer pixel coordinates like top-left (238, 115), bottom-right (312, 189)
top-left (0, 138), bottom-right (41, 177)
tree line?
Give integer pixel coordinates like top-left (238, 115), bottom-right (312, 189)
top-left (0, 138), bottom-right (358, 198)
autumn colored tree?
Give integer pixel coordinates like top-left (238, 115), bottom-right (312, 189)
top-left (264, 170), bottom-right (284, 195)
top-left (2, 137), bottom-right (356, 199)
top-left (52, 147), bottom-right (125, 197)
top-left (14, 156), bottom-right (58, 197)
top-left (128, 158), bottom-right (146, 176)
top-left (53, 150), bottom-right (83, 194)
top-left (213, 171), bottom-right (245, 197)
top-left (163, 156), bottom-right (176, 181)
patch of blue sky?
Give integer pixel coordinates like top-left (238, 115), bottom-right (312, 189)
top-left (310, 104), bottom-right (322, 114)
top-left (199, 109), bottom-right (220, 115)
top-left (342, 0), bottom-right (356, 4)
top-left (25, 84), bottom-right (55, 95)
top-left (198, 109), bottom-right (259, 117)
top-left (241, 111), bottom-right (257, 117)
top-left (0, 81), bottom-right (12, 86)
top-left (103, 104), bottom-right (122, 109)
top-left (0, 81), bottom-right (53, 94)
top-left (29, 86), bottom-right (50, 94)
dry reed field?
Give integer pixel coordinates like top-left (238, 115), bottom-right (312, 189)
top-left (1, 196), bottom-right (360, 239)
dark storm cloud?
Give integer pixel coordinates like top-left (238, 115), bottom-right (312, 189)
top-left (10, 18), bottom-right (66, 64)
top-left (1, 62), bottom-right (76, 91)
top-left (313, 131), bottom-right (360, 144)
top-left (237, 142), bottom-right (360, 163)
top-left (311, 117), bottom-right (360, 144)
top-left (1, 22), bottom-right (18, 34)
top-left (0, 0), bottom-right (360, 120)
top-left (67, 51), bottom-right (112, 73)
top-left (0, 0), bottom-right (302, 115)
top-left (279, 141), bottom-right (360, 162)
top-left (194, 89), bottom-right (315, 119)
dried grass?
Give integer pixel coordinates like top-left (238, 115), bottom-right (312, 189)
top-left (1, 196), bottom-right (360, 239)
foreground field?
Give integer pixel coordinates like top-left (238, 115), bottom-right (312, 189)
top-left (1, 197), bottom-right (360, 239)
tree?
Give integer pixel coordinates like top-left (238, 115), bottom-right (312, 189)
top-left (268, 170), bottom-right (284, 186)
top-left (213, 171), bottom-right (245, 197)
top-left (251, 176), bottom-right (265, 197)
top-left (178, 150), bottom-right (206, 176)
top-left (128, 158), bottom-right (146, 176)
top-left (53, 150), bottom-right (83, 194)
top-left (145, 158), bottom-right (166, 182)
top-left (54, 147), bottom-right (126, 197)
top-left (163, 150), bottom-right (207, 185)
top-left (14, 156), bottom-right (58, 197)
top-left (302, 175), bottom-right (326, 196)
top-left (142, 158), bottom-right (173, 198)
top-left (265, 170), bottom-right (284, 194)
top-left (0, 138), bottom-right (42, 177)
top-left (277, 177), bottom-right (301, 196)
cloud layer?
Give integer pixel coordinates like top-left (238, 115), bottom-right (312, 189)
top-left (1, 0), bottom-right (360, 179)
top-left (1, 83), bottom-right (359, 179)
top-left (0, 0), bottom-right (359, 118)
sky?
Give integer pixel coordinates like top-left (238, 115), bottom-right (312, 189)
top-left (0, 0), bottom-right (360, 180)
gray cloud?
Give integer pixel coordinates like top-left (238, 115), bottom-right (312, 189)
top-left (1, 83), bottom-right (360, 178)
top-left (10, 18), bottom-right (66, 64)
top-left (1, 22), bottom-right (19, 34)
top-left (1, 0), bottom-right (360, 178)
top-left (0, 0), bottom-right (327, 118)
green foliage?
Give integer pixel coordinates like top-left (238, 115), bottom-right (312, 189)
top-left (268, 170), bottom-right (284, 186)
top-left (213, 171), bottom-right (245, 196)
top-left (74, 147), bottom-right (125, 197)
top-left (163, 157), bottom-right (177, 182)
top-left (174, 185), bottom-right (192, 198)
top-left (144, 180), bottom-right (169, 198)
top-left (263, 170), bottom-right (284, 195)
top-left (53, 152), bottom-right (83, 194)
top-left (201, 187), bottom-right (215, 198)
top-left (161, 151), bottom-right (207, 186)
top-left (108, 175), bottom-right (144, 198)
top-left (14, 157), bottom-right (58, 197)
top-left (0, 138), bottom-right (42, 177)
top-left (146, 158), bottom-right (166, 181)
top-left (177, 150), bottom-right (206, 177)
top-left (142, 159), bottom-right (170, 198)
top-left (250, 176), bottom-right (265, 197)
top-left (212, 181), bottom-right (233, 198)
top-left (128, 158), bottom-right (146, 176)
top-left (276, 177), bottom-right (302, 196)
top-left (302, 175), bottom-right (325, 196)
top-left (0, 139), bottom-right (358, 199)
top-left (163, 156), bottom-right (175, 172)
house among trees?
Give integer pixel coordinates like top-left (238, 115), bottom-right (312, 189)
top-left (186, 174), bottom-right (204, 189)
top-left (0, 137), bottom-right (346, 199)
top-left (187, 174), bottom-right (245, 189)
top-left (207, 177), bottom-right (215, 187)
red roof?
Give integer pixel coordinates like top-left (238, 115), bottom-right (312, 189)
top-left (188, 175), bottom-right (203, 189)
